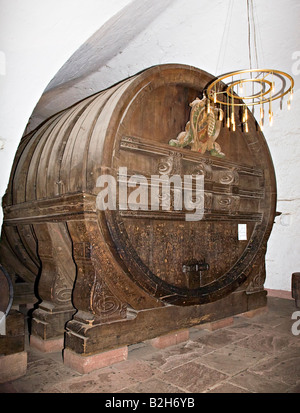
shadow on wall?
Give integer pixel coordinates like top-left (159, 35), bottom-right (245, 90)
top-left (25, 0), bottom-right (175, 134)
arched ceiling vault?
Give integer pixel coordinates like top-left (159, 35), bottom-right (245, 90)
top-left (26, 0), bottom-right (174, 133)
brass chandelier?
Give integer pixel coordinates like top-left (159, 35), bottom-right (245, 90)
top-left (205, 1), bottom-right (294, 133)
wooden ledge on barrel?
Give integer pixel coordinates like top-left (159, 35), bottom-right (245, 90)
top-left (63, 346), bottom-right (128, 374)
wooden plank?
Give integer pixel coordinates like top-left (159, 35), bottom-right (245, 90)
top-left (65, 290), bottom-right (266, 355)
top-left (0, 310), bottom-right (25, 356)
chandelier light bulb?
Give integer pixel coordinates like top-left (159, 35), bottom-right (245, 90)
top-left (269, 111), bottom-right (273, 127)
top-left (259, 119), bottom-right (263, 131)
top-left (242, 107), bottom-right (248, 123)
top-left (204, 0), bottom-right (294, 136)
top-left (272, 82), bottom-right (275, 93)
top-left (207, 101), bottom-right (211, 114)
top-left (260, 105), bottom-right (264, 120)
top-left (206, 69), bottom-right (294, 135)
top-left (231, 111), bottom-right (235, 124)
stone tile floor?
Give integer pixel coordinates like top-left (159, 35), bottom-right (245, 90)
top-left (0, 296), bottom-right (299, 393)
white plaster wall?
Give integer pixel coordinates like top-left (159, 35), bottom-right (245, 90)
top-left (0, 0), bottom-right (132, 218)
top-left (1, 0), bottom-right (300, 291)
top-left (263, 91), bottom-right (300, 291)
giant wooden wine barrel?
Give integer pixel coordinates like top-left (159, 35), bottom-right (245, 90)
top-left (0, 64), bottom-right (276, 356)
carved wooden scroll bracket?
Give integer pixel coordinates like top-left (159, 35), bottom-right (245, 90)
top-left (67, 220), bottom-right (128, 326)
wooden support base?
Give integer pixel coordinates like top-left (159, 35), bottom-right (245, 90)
top-left (0, 310), bottom-right (27, 383)
top-left (65, 290), bottom-right (267, 358)
top-left (31, 306), bottom-right (75, 343)
top-left (0, 310), bottom-right (25, 355)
